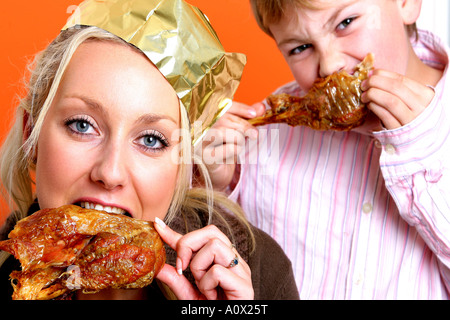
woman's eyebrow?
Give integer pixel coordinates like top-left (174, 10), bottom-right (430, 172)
top-left (63, 94), bottom-right (108, 116)
top-left (136, 113), bottom-right (178, 125)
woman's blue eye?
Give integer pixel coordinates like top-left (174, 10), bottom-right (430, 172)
top-left (137, 131), bottom-right (169, 152)
top-left (144, 135), bottom-right (160, 148)
top-left (65, 117), bottom-right (96, 135)
top-left (76, 121), bottom-right (90, 133)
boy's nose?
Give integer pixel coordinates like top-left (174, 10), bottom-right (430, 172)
top-left (90, 142), bottom-right (128, 190)
top-left (318, 50), bottom-right (346, 78)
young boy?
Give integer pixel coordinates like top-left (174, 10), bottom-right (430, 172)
top-left (202, 0), bottom-right (450, 299)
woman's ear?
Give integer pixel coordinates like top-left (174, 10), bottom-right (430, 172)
top-left (398, 0), bottom-right (422, 25)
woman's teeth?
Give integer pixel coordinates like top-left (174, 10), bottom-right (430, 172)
top-left (80, 202), bottom-right (126, 215)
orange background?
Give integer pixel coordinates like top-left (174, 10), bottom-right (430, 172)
top-left (0, 0), bottom-right (292, 219)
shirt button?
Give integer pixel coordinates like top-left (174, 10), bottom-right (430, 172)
top-left (385, 144), bottom-right (395, 155)
top-left (374, 139), bottom-right (382, 149)
top-left (362, 202), bottom-right (372, 214)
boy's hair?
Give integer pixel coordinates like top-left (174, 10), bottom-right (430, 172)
top-left (250, 0), bottom-right (418, 40)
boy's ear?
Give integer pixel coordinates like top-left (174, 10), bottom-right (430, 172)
top-left (398, 0), bottom-right (422, 25)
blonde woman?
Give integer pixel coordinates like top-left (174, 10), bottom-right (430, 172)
top-left (0, 0), bottom-right (298, 300)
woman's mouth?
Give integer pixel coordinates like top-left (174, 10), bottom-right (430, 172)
top-left (78, 201), bottom-right (129, 216)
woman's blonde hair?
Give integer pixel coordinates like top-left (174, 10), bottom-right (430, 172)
top-left (250, 0), bottom-right (418, 39)
top-left (0, 27), bottom-right (254, 256)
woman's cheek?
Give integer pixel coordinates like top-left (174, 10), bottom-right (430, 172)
top-left (35, 129), bottom-right (84, 208)
top-left (138, 159), bottom-right (179, 221)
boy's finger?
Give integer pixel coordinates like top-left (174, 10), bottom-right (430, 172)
top-left (228, 101), bottom-right (266, 119)
top-left (228, 101), bottom-right (257, 119)
top-left (252, 102), bottom-right (267, 117)
top-left (363, 69), bottom-right (434, 112)
top-left (366, 101), bottom-right (402, 129)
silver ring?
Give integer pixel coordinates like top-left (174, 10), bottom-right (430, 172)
top-left (228, 254), bottom-right (239, 268)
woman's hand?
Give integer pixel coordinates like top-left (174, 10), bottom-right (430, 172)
top-left (196, 101), bottom-right (265, 192)
top-left (361, 69), bottom-right (435, 130)
top-left (154, 218), bottom-right (254, 300)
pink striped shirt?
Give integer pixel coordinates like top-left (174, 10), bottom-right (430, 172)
top-left (230, 30), bottom-right (450, 299)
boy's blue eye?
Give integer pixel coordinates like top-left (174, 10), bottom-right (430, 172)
top-left (337, 17), bottom-right (356, 30)
top-left (289, 43), bottom-right (312, 56)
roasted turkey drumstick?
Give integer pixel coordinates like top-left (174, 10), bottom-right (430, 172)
top-left (0, 205), bottom-right (165, 300)
top-left (249, 53), bottom-right (374, 131)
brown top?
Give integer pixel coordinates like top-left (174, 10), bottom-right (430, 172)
top-left (167, 210), bottom-right (300, 300)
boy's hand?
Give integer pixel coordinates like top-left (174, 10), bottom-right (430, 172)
top-left (361, 69), bottom-right (435, 130)
top-left (197, 101), bottom-right (265, 192)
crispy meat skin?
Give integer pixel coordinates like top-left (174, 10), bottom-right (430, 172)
top-left (249, 53), bottom-right (374, 130)
top-left (0, 205), bottom-right (165, 300)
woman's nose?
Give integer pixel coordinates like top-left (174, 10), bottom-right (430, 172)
top-left (90, 142), bottom-right (128, 190)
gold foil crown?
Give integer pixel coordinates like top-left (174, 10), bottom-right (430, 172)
top-left (64, 0), bottom-right (246, 145)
